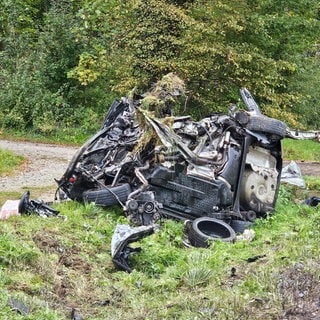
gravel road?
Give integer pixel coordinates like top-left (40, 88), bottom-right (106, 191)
top-left (0, 139), bottom-right (79, 201)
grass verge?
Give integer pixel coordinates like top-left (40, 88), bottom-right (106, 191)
top-left (0, 127), bottom-right (95, 146)
top-left (0, 181), bottom-right (319, 319)
top-left (0, 137), bottom-right (319, 319)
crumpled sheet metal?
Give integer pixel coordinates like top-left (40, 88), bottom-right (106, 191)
top-left (281, 160), bottom-right (305, 188)
top-left (286, 129), bottom-right (320, 142)
top-left (111, 224), bottom-right (156, 273)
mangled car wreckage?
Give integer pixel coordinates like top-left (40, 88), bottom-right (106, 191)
top-left (56, 78), bottom-right (286, 267)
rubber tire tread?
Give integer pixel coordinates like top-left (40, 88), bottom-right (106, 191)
top-left (246, 114), bottom-right (286, 138)
top-left (230, 220), bottom-right (253, 234)
top-left (188, 217), bottom-right (236, 248)
top-left (82, 183), bottom-right (131, 206)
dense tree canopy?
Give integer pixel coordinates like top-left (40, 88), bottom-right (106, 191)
top-left (0, 0), bottom-right (319, 134)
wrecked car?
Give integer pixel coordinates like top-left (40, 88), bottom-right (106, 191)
top-left (56, 77), bottom-right (286, 248)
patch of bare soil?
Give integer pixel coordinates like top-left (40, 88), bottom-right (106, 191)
top-left (0, 139), bottom-right (79, 201)
top-left (284, 161), bottom-right (320, 177)
top-left (279, 264), bottom-right (320, 319)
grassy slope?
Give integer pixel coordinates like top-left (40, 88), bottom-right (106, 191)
top-left (0, 139), bottom-right (319, 319)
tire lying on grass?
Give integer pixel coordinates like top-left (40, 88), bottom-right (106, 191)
top-left (187, 217), bottom-right (236, 248)
top-left (82, 183), bottom-right (132, 206)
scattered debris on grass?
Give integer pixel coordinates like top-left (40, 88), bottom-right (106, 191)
top-left (0, 190), bottom-right (59, 219)
top-left (302, 196), bottom-right (320, 207)
top-left (7, 296), bottom-right (29, 316)
top-left (281, 160), bottom-right (305, 188)
top-left (111, 224), bottom-right (157, 272)
top-left (1, 75), bottom-right (319, 278)
top-left (56, 77), bottom-right (286, 262)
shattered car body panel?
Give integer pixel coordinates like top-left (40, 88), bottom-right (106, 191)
top-left (57, 88), bottom-right (285, 227)
top-left (111, 224), bottom-right (156, 273)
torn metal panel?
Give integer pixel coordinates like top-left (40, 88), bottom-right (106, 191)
top-left (281, 161), bottom-right (306, 188)
top-left (111, 224), bottom-right (156, 272)
top-left (286, 129), bottom-right (320, 142)
top-left (19, 191), bottom-right (60, 217)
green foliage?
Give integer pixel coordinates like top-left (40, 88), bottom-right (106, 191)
top-left (126, 0), bottom-right (186, 77)
top-left (287, 56), bottom-right (320, 129)
top-left (1, 0), bottom-right (320, 139)
top-left (0, 0), bottom-right (115, 135)
top-left (177, 0), bottom-right (320, 120)
top-left (0, 149), bottom-right (24, 176)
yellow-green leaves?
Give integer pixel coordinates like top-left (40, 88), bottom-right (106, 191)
top-left (68, 53), bottom-right (100, 86)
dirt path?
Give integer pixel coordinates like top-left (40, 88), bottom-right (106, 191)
top-left (283, 160), bottom-right (320, 177)
top-left (0, 139), bottom-right (79, 201)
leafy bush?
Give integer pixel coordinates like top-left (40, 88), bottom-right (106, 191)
top-left (0, 0), bottom-right (320, 139)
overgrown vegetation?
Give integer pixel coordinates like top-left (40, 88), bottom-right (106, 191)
top-left (0, 0), bottom-right (319, 139)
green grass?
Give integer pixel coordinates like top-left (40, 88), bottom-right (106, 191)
top-left (0, 126), bottom-right (96, 146)
top-left (283, 138), bottom-right (320, 161)
top-left (0, 185), bottom-right (319, 319)
top-left (0, 149), bottom-right (26, 206)
top-left (0, 149), bottom-right (24, 176)
top-left (0, 138), bottom-right (320, 318)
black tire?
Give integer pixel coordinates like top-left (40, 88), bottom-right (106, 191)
top-left (187, 217), bottom-right (236, 248)
top-left (18, 190), bottom-right (30, 214)
top-left (246, 114), bottom-right (287, 138)
top-left (230, 219), bottom-right (253, 234)
top-left (82, 183), bottom-right (132, 206)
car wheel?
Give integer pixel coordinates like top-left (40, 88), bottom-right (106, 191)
top-left (246, 114), bottom-right (286, 138)
top-left (230, 219), bottom-right (253, 234)
top-left (82, 183), bottom-right (132, 206)
top-left (187, 217), bottom-right (236, 248)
